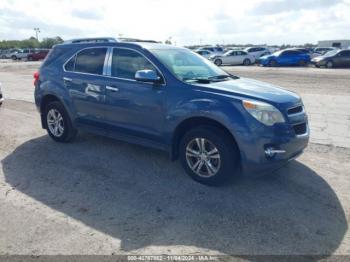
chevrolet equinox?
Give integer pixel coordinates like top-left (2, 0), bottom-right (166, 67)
top-left (34, 38), bottom-right (309, 186)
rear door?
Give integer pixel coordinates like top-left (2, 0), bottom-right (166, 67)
top-left (62, 47), bottom-right (108, 127)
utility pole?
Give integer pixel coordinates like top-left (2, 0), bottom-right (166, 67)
top-left (34, 28), bottom-right (40, 41)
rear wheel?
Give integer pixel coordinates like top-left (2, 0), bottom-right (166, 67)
top-left (214, 59), bottom-right (222, 66)
top-left (11, 55), bottom-right (17, 60)
top-left (243, 59), bottom-right (251, 66)
top-left (44, 101), bottom-right (77, 143)
top-left (179, 126), bottom-right (239, 186)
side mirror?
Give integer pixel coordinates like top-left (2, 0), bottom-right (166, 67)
top-left (135, 70), bottom-right (160, 83)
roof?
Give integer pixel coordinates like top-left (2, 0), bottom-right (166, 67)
top-left (57, 38), bottom-right (184, 51)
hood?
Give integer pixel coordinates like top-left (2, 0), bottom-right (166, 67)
top-left (196, 77), bottom-right (301, 108)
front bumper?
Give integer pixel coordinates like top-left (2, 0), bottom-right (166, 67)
top-left (311, 59), bottom-right (326, 66)
top-left (234, 113), bottom-right (309, 176)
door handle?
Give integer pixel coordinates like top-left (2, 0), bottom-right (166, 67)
top-left (63, 77), bottom-right (72, 82)
top-left (106, 86), bottom-right (119, 92)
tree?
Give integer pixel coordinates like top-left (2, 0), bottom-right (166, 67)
top-left (40, 36), bottom-right (64, 48)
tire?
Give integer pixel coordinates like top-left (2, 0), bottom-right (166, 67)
top-left (44, 101), bottom-right (77, 143)
top-left (243, 59), bottom-right (251, 66)
top-left (269, 60), bottom-right (277, 67)
top-left (299, 60), bottom-right (306, 66)
top-left (214, 59), bottom-right (222, 66)
top-left (326, 61), bottom-right (333, 68)
top-left (28, 56), bottom-right (33, 61)
top-left (11, 55), bottom-right (17, 60)
top-left (179, 125), bottom-right (239, 186)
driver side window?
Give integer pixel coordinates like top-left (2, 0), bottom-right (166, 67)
top-left (111, 48), bottom-right (157, 80)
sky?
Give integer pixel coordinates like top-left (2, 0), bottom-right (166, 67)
top-left (0, 0), bottom-right (349, 46)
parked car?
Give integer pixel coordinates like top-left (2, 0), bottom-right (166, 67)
top-left (209, 50), bottom-right (255, 66)
top-left (0, 83), bottom-right (3, 106)
top-left (311, 49), bottom-right (350, 68)
top-left (244, 47), bottom-right (270, 59)
top-left (313, 47), bottom-right (337, 55)
top-left (11, 49), bottom-right (34, 60)
top-left (195, 50), bottom-right (214, 59)
top-left (27, 49), bottom-right (50, 61)
top-left (1, 49), bottom-right (21, 59)
top-left (289, 48), bottom-right (319, 58)
top-left (196, 46), bottom-right (224, 55)
top-left (34, 38), bottom-right (309, 186)
top-left (259, 50), bottom-right (311, 67)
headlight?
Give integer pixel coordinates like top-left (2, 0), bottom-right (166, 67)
top-left (242, 100), bottom-right (285, 126)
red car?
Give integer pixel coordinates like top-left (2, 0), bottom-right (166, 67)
top-left (27, 49), bottom-right (50, 61)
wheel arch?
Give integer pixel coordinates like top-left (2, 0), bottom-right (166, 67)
top-left (171, 116), bottom-right (241, 163)
top-left (39, 94), bottom-right (73, 129)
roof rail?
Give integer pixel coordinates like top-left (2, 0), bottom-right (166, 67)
top-left (63, 37), bottom-right (118, 44)
top-left (118, 38), bottom-right (160, 43)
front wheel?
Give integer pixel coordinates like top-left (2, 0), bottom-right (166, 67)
top-left (269, 60), bottom-right (278, 67)
top-left (44, 101), bottom-right (77, 143)
top-left (180, 126), bottom-right (239, 186)
top-left (299, 60), bottom-right (307, 66)
top-left (11, 55), bottom-right (17, 60)
top-left (326, 61), bottom-right (333, 68)
top-left (214, 59), bottom-right (222, 66)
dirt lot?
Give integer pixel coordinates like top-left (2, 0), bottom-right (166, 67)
top-left (0, 61), bottom-right (350, 256)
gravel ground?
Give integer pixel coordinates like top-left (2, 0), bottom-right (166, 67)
top-left (0, 61), bottom-right (349, 256)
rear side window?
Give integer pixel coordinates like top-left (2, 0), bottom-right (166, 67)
top-left (111, 48), bottom-right (157, 79)
top-left (74, 48), bottom-right (107, 75)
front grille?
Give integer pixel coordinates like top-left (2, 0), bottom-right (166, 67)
top-left (288, 105), bottom-right (303, 115)
top-left (293, 123), bottom-right (307, 135)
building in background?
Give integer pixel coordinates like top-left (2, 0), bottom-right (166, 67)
top-left (318, 40), bottom-right (350, 49)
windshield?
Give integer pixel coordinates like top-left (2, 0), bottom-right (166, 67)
top-left (150, 48), bottom-right (231, 82)
top-left (323, 50), bottom-right (339, 57)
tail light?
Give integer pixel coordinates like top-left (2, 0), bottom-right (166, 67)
top-left (33, 71), bottom-right (39, 85)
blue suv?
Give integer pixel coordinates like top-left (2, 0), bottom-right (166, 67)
top-left (34, 38), bottom-right (309, 186)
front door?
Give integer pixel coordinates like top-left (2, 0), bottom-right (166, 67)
top-left (103, 48), bottom-right (167, 143)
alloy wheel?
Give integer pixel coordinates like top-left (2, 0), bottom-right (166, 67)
top-left (47, 109), bottom-right (65, 137)
top-left (185, 138), bottom-right (221, 177)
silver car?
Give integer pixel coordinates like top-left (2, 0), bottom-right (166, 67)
top-left (209, 50), bottom-right (255, 66)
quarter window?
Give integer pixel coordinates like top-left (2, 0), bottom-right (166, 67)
top-left (74, 48), bottom-right (107, 75)
top-left (64, 56), bottom-right (75, 71)
top-left (111, 48), bottom-right (158, 80)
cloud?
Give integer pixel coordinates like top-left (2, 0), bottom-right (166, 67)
top-left (250, 0), bottom-right (343, 15)
top-left (71, 9), bottom-right (103, 20)
top-left (0, 0), bottom-right (349, 46)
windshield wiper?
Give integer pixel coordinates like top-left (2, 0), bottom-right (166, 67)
top-left (183, 78), bottom-right (212, 83)
top-left (208, 75), bottom-right (231, 80)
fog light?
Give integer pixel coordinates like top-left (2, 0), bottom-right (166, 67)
top-left (265, 147), bottom-right (286, 157)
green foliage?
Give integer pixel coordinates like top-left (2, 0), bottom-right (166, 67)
top-left (0, 36), bottom-right (64, 49)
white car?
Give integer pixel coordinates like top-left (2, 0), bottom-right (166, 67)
top-left (209, 50), bottom-right (255, 66)
top-left (244, 46), bottom-right (270, 59)
top-left (196, 46), bottom-right (224, 55)
top-left (195, 50), bottom-right (214, 59)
